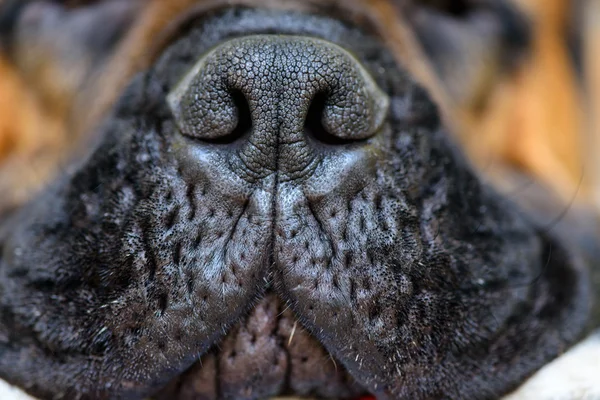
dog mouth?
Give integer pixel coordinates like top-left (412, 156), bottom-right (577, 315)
top-left (155, 294), bottom-right (370, 400)
top-left (145, 28), bottom-right (396, 400)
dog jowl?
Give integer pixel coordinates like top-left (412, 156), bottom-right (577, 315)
top-left (0, 1), bottom-right (594, 399)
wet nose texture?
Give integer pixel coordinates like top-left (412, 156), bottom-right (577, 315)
top-left (168, 35), bottom-right (389, 182)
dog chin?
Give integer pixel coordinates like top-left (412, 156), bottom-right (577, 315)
top-left (1, 331), bottom-right (599, 400)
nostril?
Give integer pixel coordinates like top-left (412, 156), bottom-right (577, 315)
top-left (168, 62), bottom-right (253, 144)
top-left (305, 92), bottom-right (357, 146)
top-left (169, 35), bottom-right (389, 151)
top-left (206, 89), bottom-right (252, 145)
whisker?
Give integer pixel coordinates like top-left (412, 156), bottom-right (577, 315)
top-left (288, 321), bottom-right (298, 346)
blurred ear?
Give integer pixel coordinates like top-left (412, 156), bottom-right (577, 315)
top-left (365, 0), bottom-right (593, 205)
top-left (581, 0), bottom-right (600, 208)
top-left (0, 0), bottom-right (141, 119)
top-left (367, 0), bottom-right (530, 125)
top-left (0, 0), bottom-right (141, 215)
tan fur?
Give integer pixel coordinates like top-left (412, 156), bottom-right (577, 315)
top-left (455, 0), bottom-right (588, 205)
top-left (585, 0), bottom-right (600, 207)
top-left (0, 56), bottom-right (67, 213)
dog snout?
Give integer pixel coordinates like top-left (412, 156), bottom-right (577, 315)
top-left (168, 35), bottom-right (389, 182)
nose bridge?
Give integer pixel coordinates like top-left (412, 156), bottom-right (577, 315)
top-left (229, 38), bottom-right (280, 179)
top-left (236, 36), bottom-right (330, 180)
top-left (168, 34), bottom-right (389, 182)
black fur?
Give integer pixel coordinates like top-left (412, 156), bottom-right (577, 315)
top-left (0, 0), bottom-right (29, 51)
top-left (0, 7), bottom-right (591, 400)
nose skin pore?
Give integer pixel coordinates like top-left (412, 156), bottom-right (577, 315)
top-left (168, 35), bottom-right (389, 183)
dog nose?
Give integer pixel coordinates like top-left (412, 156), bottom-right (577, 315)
top-left (168, 35), bottom-right (389, 181)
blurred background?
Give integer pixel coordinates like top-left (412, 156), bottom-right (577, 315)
top-left (447, 0), bottom-right (600, 211)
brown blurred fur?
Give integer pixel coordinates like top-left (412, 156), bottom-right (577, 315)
top-left (455, 0), bottom-right (588, 204)
top-left (0, 0), bottom-right (596, 211)
top-left (0, 55), bottom-right (66, 214)
top-left (584, 0), bottom-right (600, 205)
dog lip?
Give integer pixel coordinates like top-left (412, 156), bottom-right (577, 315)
top-left (155, 293), bottom-right (369, 399)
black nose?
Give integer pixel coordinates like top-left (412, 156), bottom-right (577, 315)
top-left (168, 35), bottom-right (388, 180)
